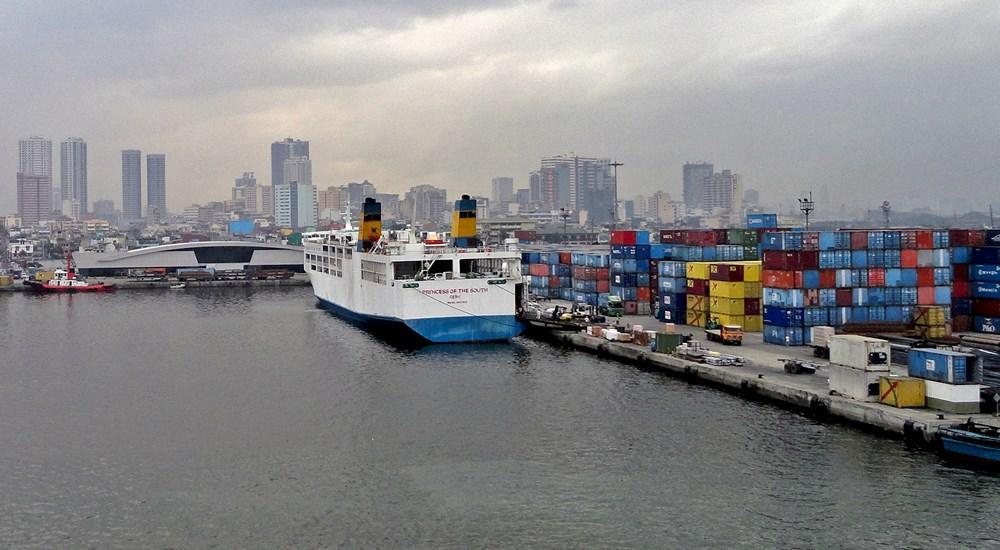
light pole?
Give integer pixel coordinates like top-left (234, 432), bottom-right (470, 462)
top-left (560, 207), bottom-right (570, 243)
top-left (609, 160), bottom-right (623, 232)
top-left (798, 192), bottom-right (815, 230)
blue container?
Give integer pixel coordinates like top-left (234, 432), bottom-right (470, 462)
top-left (852, 269), bottom-right (869, 288)
top-left (610, 246), bottom-right (625, 259)
top-left (884, 231), bottom-right (901, 249)
top-left (761, 232), bottom-right (803, 251)
top-left (763, 306), bottom-right (805, 327)
top-left (574, 279), bottom-right (597, 292)
top-left (559, 288), bottom-right (574, 300)
top-left (867, 250), bottom-right (884, 267)
top-left (851, 250), bottom-right (868, 268)
top-left (972, 247), bottom-right (1000, 264)
top-left (701, 247), bottom-right (718, 261)
top-left (952, 299), bottom-right (972, 316)
top-left (802, 270), bottom-right (820, 289)
top-left (635, 245), bottom-right (651, 260)
top-left (763, 324), bottom-right (808, 346)
top-left (598, 293), bottom-right (610, 307)
top-left (885, 306), bottom-right (904, 322)
top-left (951, 247), bottom-right (971, 264)
top-left (933, 267), bottom-right (951, 285)
top-left (819, 250), bottom-right (849, 269)
top-left (901, 287), bottom-right (918, 305)
top-left (883, 287), bottom-right (902, 305)
top-left (763, 288), bottom-right (804, 308)
top-left (852, 288), bottom-right (868, 306)
top-left (867, 287), bottom-right (885, 306)
top-left (899, 269), bottom-right (918, 287)
top-left (622, 259), bottom-right (638, 273)
top-left (975, 316), bottom-right (1000, 333)
top-left (659, 277), bottom-right (686, 293)
top-left (747, 213), bottom-right (779, 229)
top-left (803, 307), bottom-right (829, 326)
top-left (934, 287), bottom-right (953, 305)
top-left (657, 305), bottom-right (687, 323)
top-left (932, 249), bottom-right (950, 267)
top-left (659, 293), bottom-right (686, 308)
top-left (635, 231), bottom-right (650, 245)
top-left (972, 264), bottom-right (1000, 282)
top-left (973, 281), bottom-right (1000, 299)
top-left (908, 348), bottom-right (981, 384)
top-left (636, 273), bottom-right (650, 287)
top-left (658, 261), bottom-right (686, 278)
top-left (681, 246), bottom-right (703, 261)
top-left (835, 269), bottom-right (853, 288)
top-left (884, 268), bottom-right (902, 287)
top-left (831, 307), bottom-right (850, 326)
top-left (867, 306), bottom-right (887, 322)
top-left (883, 249), bottom-right (901, 268)
top-left (867, 231), bottom-right (885, 249)
top-left (650, 244), bottom-right (669, 260)
top-left (819, 288), bottom-right (837, 307)
top-left (622, 287), bottom-right (638, 300)
top-left (850, 306), bottom-right (869, 323)
top-left (932, 231), bottom-right (950, 249)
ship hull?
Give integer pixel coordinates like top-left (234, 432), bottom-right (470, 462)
top-left (317, 297), bottom-right (523, 343)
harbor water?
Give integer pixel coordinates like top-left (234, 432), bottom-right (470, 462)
top-left (0, 288), bottom-right (997, 548)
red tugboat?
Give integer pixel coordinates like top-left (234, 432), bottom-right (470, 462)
top-left (24, 252), bottom-right (115, 293)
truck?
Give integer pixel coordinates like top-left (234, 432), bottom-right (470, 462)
top-left (705, 318), bottom-right (743, 345)
top-left (600, 295), bottom-right (625, 318)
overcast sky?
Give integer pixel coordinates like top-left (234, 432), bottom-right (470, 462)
top-left (2, 0), bottom-right (998, 216)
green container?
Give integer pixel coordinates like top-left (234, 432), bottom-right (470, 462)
top-left (655, 332), bottom-right (684, 353)
top-left (726, 229), bottom-right (758, 246)
top-left (743, 245), bottom-right (760, 260)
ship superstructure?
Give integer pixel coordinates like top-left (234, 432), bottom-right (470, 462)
top-left (303, 196), bottom-right (525, 343)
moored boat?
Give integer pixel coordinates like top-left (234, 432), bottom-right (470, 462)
top-left (938, 419), bottom-right (1000, 467)
top-left (23, 253), bottom-right (115, 293)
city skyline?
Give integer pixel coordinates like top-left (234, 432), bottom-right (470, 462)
top-left (2, 3), bottom-right (998, 216)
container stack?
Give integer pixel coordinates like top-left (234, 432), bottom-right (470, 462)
top-left (970, 229), bottom-right (1000, 334)
top-left (610, 230), bottom-right (652, 317)
top-left (912, 306), bottom-right (951, 339)
top-left (522, 250), bottom-right (610, 307)
top-left (826, 335), bottom-right (891, 402)
top-left (685, 261), bottom-right (711, 327)
top-left (570, 252), bottom-right (611, 308)
top-left (656, 260), bottom-right (687, 323)
top-left (707, 261), bottom-right (763, 331)
top-left (760, 229), bottom-right (952, 346)
top-left (660, 229), bottom-right (762, 262)
top-left (948, 228), bottom-right (981, 333)
top-left (906, 348), bottom-right (982, 413)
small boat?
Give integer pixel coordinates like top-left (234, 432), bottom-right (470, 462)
top-left (938, 419), bottom-right (1000, 467)
top-left (169, 283), bottom-right (186, 289)
top-left (23, 253), bottom-right (114, 293)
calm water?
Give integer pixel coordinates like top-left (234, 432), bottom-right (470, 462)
top-left (0, 288), bottom-right (997, 548)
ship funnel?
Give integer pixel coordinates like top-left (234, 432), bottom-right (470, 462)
top-left (359, 197), bottom-right (382, 251)
top-left (452, 194), bottom-right (479, 248)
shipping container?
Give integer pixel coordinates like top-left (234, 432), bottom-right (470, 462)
top-left (907, 348), bottom-right (982, 384)
top-left (829, 335), bottom-right (891, 371)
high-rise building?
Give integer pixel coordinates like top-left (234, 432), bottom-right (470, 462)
top-left (683, 162), bottom-right (714, 210)
top-left (16, 174), bottom-right (52, 226)
top-left (146, 154), bottom-right (166, 221)
top-left (317, 185), bottom-right (346, 219)
top-left (121, 150), bottom-right (142, 223)
top-left (528, 171), bottom-right (541, 204)
top-left (233, 172), bottom-right (259, 213)
top-left (702, 169), bottom-right (742, 212)
top-left (274, 182), bottom-right (316, 229)
top-left (647, 191), bottom-right (684, 224)
top-left (515, 188), bottom-right (531, 208)
top-left (539, 154), bottom-right (616, 224)
top-left (345, 180), bottom-right (377, 213)
top-left (403, 184), bottom-right (448, 224)
top-left (270, 138), bottom-right (309, 187)
top-left (92, 199), bottom-right (116, 221)
top-left (60, 138), bottom-right (87, 219)
top-left (491, 177), bottom-right (514, 203)
top-left (373, 193), bottom-right (400, 220)
top-left (18, 136), bottom-right (53, 223)
top-left (260, 185), bottom-right (274, 216)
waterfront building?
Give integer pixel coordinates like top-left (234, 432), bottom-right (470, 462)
top-left (146, 153), bottom-right (166, 221)
top-left (270, 137), bottom-right (309, 187)
top-left (121, 149), bottom-right (142, 223)
top-left (19, 136), bottom-right (53, 218)
top-left (16, 173), bottom-right (52, 226)
top-left (683, 162), bottom-right (714, 211)
top-left (60, 137), bottom-right (87, 219)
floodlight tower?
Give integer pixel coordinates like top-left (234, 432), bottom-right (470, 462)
top-left (880, 201), bottom-right (891, 228)
top-left (609, 160), bottom-right (623, 232)
top-left (798, 192), bottom-right (815, 230)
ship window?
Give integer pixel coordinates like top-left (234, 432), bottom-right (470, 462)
top-left (460, 258), bottom-right (505, 278)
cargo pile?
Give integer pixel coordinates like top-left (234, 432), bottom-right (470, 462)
top-left (760, 229), bottom-right (952, 346)
top-left (610, 230), bottom-right (661, 316)
top-left (523, 250), bottom-right (611, 307)
top-left (659, 229), bottom-right (762, 262)
top-left (826, 335), bottom-right (891, 402)
top-left (967, 229), bottom-right (1000, 334)
top-left (681, 261), bottom-right (763, 331)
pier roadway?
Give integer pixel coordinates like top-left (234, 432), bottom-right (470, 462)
top-left (0, 274), bottom-right (311, 291)
top-left (538, 313), bottom-right (1000, 442)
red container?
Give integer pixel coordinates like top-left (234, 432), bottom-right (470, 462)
top-left (687, 279), bottom-right (708, 296)
top-left (952, 280), bottom-right (970, 298)
top-left (850, 231), bottom-right (868, 249)
top-left (762, 250), bottom-right (818, 270)
top-left (744, 298), bottom-right (761, 315)
top-left (549, 276), bottom-right (561, 288)
top-left (529, 264), bottom-right (549, 277)
top-left (917, 286), bottom-right (935, 305)
top-left (953, 264), bottom-right (969, 281)
top-left (949, 229), bottom-right (985, 246)
top-left (762, 270), bottom-right (799, 289)
top-left (915, 230), bottom-right (933, 249)
top-left (952, 315), bottom-right (972, 332)
top-left (900, 250), bottom-right (918, 268)
top-left (916, 267), bottom-right (935, 287)
top-left (611, 230), bottom-right (636, 245)
top-left (637, 287), bottom-right (651, 302)
top-left (559, 252), bottom-right (572, 265)
top-left (596, 268), bottom-right (609, 281)
top-left (514, 230), bottom-right (537, 242)
top-left (819, 270), bottom-right (837, 288)
top-left (800, 232), bottom-right (820, 250)
top-left (659, 230), bottom-right (682, 243)
top-left (597, 280), bottom-right (610, 293)
top-left (624, 300), bottom-right (638, 315)
top-left (836, 288), bottom-right (853, 306)
top-left (804, 289), bottom-right (820, 307)
top-left (868, 268), bottom-right (885, 287)
top-left (710, 264), bottom-right (745, 282)
top-left (973, 299), bottom-right (1000, 317)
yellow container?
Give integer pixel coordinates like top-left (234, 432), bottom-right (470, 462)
top-left (743, 315), bottom-right (763, 332)
top-left (685, 309), bottom-right (707, 327)
top-left (736, 261), bottom-right (762, 283)
top-left (710, 281), bottom-right (761, 299)
top-left (879, 376), bottom-right (926, 408)
top-left (916, 325), bottom-right (952, 339)
top-left (686, 294), bottom-right (709, 312)
top-left (710, 297), bottom-right (746, 316)
top-left (34, 271), bottom-right (55, 282)
top-left (686, 262), bottom-right (712, 280)
top-left (914, 306), bottom-right (948, 327)
top-left (0, 275), bottom-right (12, 287)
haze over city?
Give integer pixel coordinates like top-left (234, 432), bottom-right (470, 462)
top-left (3, 1), bottom-right (998, 215)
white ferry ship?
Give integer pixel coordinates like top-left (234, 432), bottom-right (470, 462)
top-left (303, 196), bottom-right (525, 343)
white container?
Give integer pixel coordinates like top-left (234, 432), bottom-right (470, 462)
top-left (924, 380), bottom-right (981, 414)
top-left (829, 335), bottom-right (891, 371)
top-left (828, 363), bottom-right (883, 401)
top-left (810, 326), bottom-right (835, 348)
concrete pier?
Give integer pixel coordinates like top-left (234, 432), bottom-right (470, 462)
top-left (533, 325), bottom-right (1000, 445)
top-left (0, 275), bottom-right (310, 292)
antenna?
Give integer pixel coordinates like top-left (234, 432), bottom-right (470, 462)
top-left (880, 201), bottom-right (891, 228)
top-left (609, 160), bottom-right (623, 232)
top-left (797, 191), bottom-right (815, 230)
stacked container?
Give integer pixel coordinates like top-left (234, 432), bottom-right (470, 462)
top-left (656, 260), bottom-right (687, 323)
top-left (570, 252), bottom-right (611, 308)
top-left (826, 335), bottom-right (891, 401)
top-left (760, 229), bottom-right (952, 346)
top-left (907, 348), bottom-right (982, 413)
top-left (949, 228), bottom-right (981, 333)
top-left (523, 250), bottom-right (610, 307)
top-left (969, 229), bottom-right (1000, 334)
top-left (660, 229), bottom-right (762, 262)
top-left (685, 261), bottom-right (711, 327)
top-left (610, 230), bottom-right (652, 316)
top-left (707, 261), bottom-right (763, 331)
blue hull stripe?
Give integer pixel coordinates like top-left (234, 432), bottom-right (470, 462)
top-left (941, 437), bottom-right (1000, 464)
top-left (317, 297), bottom-right (524, 343)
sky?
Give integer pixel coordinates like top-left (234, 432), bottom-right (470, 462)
top-left (2, 0), bottom-right (999, 217)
